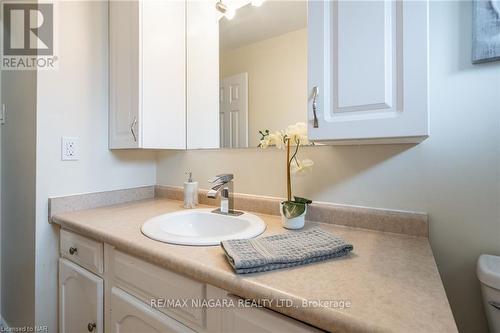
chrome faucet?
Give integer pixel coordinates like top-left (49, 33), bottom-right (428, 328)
top-left (207, 174), bottom-right (243, 216)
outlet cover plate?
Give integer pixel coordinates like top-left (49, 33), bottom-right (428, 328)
top-left (61, 137), bottom-right (79, 161)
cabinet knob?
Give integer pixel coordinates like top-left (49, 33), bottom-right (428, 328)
top-left (69, 247), bottom-right (78, 255)
top-left (312, 86), bottom-right (319, 128)
top-left (87, 322), bottom-right (96, 332)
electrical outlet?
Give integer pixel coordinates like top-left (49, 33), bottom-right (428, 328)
top-left (61, 137), bottom-right (79, 161)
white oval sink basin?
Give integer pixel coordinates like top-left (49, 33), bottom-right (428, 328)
top-left (141, 208), bottom-right (266, 246)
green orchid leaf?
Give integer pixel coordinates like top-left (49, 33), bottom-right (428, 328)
top-left (282, 201), bottom-right (306, 219)
top-left (294, 196), bottom-right (312, 205)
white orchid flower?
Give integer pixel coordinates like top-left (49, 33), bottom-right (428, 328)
top-left (285, 122), bottom-right (309, 146)
top-left (268, 131), bottom-right (286, 149)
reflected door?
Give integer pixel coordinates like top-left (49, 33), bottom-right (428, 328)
top-left (219, 73), bottom-right (248, 148)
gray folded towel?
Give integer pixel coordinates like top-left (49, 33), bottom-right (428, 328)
top-left (221, 227), bottom-right (353, 274)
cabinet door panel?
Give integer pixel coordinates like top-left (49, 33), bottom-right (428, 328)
top-left (142, 0), bottom-right (186, 149)
top-left (110, 287), bottom-right (195, 333)
top-left (111, 249), bottom-right (206, 329)
top-left (308, 0), bottom-right (428, 143)
top-left (109, 0), bottom-right (140, 149)
top-left (109, 0), bottom-right (187, 149)
top-left (186, 0), bottom-right (220, 149)
top-left (59, 259), bottom-right (103, 333)
top-left (222, 294), bottom-right (320, 333)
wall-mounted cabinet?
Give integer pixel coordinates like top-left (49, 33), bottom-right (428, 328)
top-left (307, 0), bottom-right (429, 144)
top-left (109, 0), bottom-right (186, 149)
top-left (109, 0), bottom-right (219, 149)
top-left (110, 0), bottom-right (429, 149)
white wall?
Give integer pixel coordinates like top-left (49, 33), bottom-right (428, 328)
top-left (157, 1), bottom-right (500, 331)
top-left (1, 5), bottom-right (38, 331)
top-left (34, 1), bottom-right (156, 330)
top-left (1, 70), bottom-right (37, 328)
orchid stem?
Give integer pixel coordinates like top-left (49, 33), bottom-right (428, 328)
top-left (286, 138), bottom-right (292, 202)
top-left (286, 138), bottom-right (301, 202)
top-left (289, 138), bottom-right (300, 165)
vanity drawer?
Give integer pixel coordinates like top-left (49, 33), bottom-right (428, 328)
top-left (110, 249), bottom-right (207, 331)
top-left (60, 229), bottom-right (104, 274)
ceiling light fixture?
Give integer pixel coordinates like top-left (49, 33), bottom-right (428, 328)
top-left (216, 1), bottom-right (236, 20)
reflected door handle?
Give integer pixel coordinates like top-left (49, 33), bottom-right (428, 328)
top-left (312, 86), bottom-right (319, 128)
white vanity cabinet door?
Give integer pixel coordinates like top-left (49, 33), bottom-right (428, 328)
top-left (59, 259), bottom-right (103, 333)
top-left (308, 0), bottom-right (429, 144)
top-left (110, 287), bottom-right (195, 333)
top-left (222, 295), bottom-right (320, 333)
top-left (109, 0), bottom-right (186, 149)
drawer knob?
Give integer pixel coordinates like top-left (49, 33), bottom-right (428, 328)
top-left (87, 322), bottom-right (96, 332)
top-left (69, 247), bottom-right (78, 255)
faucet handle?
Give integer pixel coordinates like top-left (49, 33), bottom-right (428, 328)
top-left (208, 174), bottom-right (233, 184)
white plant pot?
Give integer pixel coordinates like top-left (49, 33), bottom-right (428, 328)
top-left (280, 202), bottom-right (307, 230)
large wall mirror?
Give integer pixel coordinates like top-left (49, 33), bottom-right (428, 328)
top-left (216, 0), bottom-right (307, 149)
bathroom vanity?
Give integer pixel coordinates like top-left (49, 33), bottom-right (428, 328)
top-left (59, 228), bottom-right (317, 333)
top-left (51, 194), bottom-right (457, 333)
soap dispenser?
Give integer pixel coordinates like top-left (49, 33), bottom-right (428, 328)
top-left (183, 172), bottom-right (198, 209)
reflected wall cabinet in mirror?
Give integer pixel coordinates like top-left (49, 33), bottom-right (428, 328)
top-left (109, 0), bottom-right (429, 150)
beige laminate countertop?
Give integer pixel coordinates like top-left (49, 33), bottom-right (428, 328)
top-left (52, 198), bottom-right (457, 333)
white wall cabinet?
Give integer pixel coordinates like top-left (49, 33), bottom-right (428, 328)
top-left (111, 0), bottom-right (429, 148)
top-left (59, 259), bottom-right (103, 333)
top-left (109, 0), bottom-right (219, 150)
top-left (109, 0), bottom-right (186, 149)
top-left (308, 0), bottom-right (429, 144)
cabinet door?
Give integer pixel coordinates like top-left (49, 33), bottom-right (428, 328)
top-left (186, 0), bottom-right (220, 149)
top-left (141, 0), bottom-right (186, 149)
top-left (308, 0), bottom-right (428, 143)
top-left (59, 259), bottom-right (103, 333)
top-left (110, 287), bottom-right (195, 333)
top-left (109, 0), bottom-right (141, 149)
top-left (109, 0), bottom-right (186, 149)
top-left (222, 295), bottom-right (319, 333)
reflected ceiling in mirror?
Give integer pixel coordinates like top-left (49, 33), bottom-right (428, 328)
top-left (217, 0), bottom-right (307, 149)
